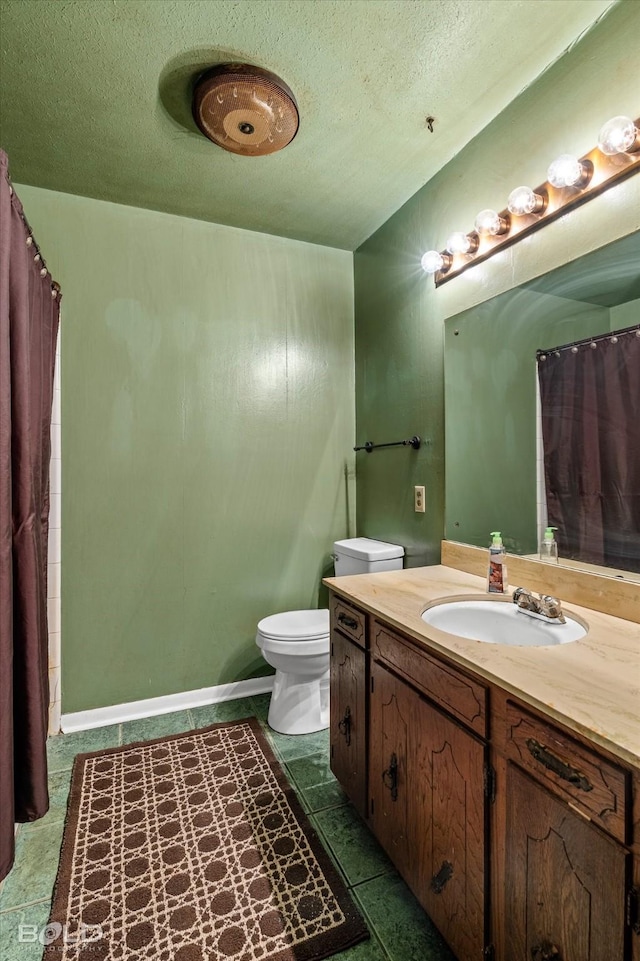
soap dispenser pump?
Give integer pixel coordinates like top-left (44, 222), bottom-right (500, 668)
top-left (486, 531), bottom-right (508, 593)
top-left (539, 526), bottom-right (559, 563)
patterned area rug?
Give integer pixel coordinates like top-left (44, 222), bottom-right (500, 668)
top-left (45, 718), bottom-right (368, 960)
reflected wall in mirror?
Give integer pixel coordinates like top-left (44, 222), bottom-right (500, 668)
top-left (444, 230), bottom-right (640, 580)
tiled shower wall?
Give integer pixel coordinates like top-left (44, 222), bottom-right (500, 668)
top-left (48, 338), bottom-right (61, 735)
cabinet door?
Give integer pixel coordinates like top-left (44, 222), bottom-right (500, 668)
top-left (370, 661), bottom-right (487, 960)
top-left (329, 630), bottom-right (367, 818)
top-left (505, 763), bottom-right (628, 961)
top-left (414, 691), bottom-right (487, 961)
top-left (369, 661), bottom-right (412, 876)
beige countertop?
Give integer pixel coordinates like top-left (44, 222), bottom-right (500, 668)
top-left (324, 564), bottom-right (640, 770)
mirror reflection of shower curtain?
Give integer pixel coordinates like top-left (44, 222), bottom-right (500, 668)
top-left (537, 325), bottom-right (640, 574)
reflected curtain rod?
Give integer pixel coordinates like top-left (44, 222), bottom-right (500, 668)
top-left (354, 436), bottom-right (421, 453)
top-left (537, 323), bottom-right (640, 358)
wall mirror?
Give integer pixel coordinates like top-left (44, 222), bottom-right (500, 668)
top-left (444, 229), bottom-right (640, 581)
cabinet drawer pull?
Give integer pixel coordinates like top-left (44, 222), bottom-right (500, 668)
top-left (382, 753), bottom-right (398, 801)
top-left (338, 612), bottom-right (358, 630)
top-left (430, 860), bottom-right (453, 894)
top-left (531, 941), bottom-right (561, 960)
top-left (526, 738), bottom-right (593, 792)
top-left (338, 707), bottom-right (352, 746)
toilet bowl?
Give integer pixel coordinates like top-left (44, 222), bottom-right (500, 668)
top-left (257, 537), bottom-right (404, 736)
top-left (256, 609), bottom-right (330, 735)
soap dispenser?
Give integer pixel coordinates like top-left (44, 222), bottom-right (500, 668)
top-left (539, 526), bottom-right (559, 563)
top-left (486, 531), bottom-right (508, 593)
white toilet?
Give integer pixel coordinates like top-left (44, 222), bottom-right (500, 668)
top-left (256, 537), bottom-right (404, 735)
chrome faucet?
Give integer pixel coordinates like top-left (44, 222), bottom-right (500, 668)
top-left (512, 587), bottom-right (566, 624)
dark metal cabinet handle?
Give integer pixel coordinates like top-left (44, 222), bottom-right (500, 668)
top-left (531, 941), bottom-right (561, 960)
top-left (382, 753), bottom-right (398, 801)
top-left (337, 612), bottom-right (358, 630)
top-left (626, 886), bottom-right (640, 935)
top-left (430, 860), bottom-right (453, 894)
top-left (526, 738), bottom-right (593, 793)
top-left (338, 707), bottom-right (352, 746)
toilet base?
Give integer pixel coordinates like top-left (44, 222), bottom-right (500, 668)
top-left (267, 668), bottom-right (329, 735)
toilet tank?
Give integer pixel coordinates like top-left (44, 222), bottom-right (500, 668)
top-left (333, 537), bottom-right (404, 576)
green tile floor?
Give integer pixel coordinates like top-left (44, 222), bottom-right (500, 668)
top-left (0, 695), bottom-right (455, 961)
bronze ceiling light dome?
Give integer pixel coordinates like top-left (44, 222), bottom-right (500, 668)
top-left (192, 63), bottom-right (299, 157)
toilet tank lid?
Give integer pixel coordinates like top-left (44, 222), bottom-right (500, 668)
top-left (333, 537), bottom-right (404, 561)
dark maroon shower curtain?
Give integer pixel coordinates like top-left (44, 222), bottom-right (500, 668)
top-left (538, 325), bottom-right (640, 573)
top-left (0, 150), bottom-right (61, 880)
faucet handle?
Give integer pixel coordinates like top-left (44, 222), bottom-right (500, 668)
top-left (541, 594), bottom-right (562, 613)
top-left (512, 587), bottom-right (532, 606)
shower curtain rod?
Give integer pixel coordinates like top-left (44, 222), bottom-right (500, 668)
top-left (353, 436), bottom-right (421, 453)
top-left (537, 322), bottom-right (640, 358)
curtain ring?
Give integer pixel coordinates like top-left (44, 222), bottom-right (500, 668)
top-left (34, 253), bottom-right (41, 262)
top-left (40, 267), bottom-right (47, 277)
top-left (26, 236), bottom-right (33, 246)
top-left (51, 288), bottom-right (57, 299)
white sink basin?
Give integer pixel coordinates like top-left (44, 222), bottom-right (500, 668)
top-left (421, 597), bottom-right (587, 646)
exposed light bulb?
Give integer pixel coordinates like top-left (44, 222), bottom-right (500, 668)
top-left (421, 250), bottom-right (446, 274)
top-left (474, 208), bottom-right (509, 236)
top-left (547, 154), bottom-right (590, 188)
top-left (445, 232), bottom-right (478, 255)
top-left (507, 186), bottom-right (545, 216)
top-left (597, 115), bottom-right (639, 155)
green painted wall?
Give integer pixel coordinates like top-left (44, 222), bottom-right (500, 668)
top-left (354, 1), bottom-right (640, 567)
top-left (18, 186), bottom-right (354, 713)
top-left (611, 298), bottom-right (640, 328)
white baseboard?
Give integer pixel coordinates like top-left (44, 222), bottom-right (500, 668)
top-left (60, 675), bottom-right (274, 734)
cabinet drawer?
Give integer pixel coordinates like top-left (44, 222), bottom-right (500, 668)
top-left (505, 701), bottom-right (629, 844)
top-left (371, 621), bottom-right (487, 737)
top-left (330, 595), bottom-right (366, 649)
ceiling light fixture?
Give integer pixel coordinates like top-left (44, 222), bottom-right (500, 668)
top-left (192, 63), bottom-right (299, 156)
top-left (421, 112), bottom-right (640, 287)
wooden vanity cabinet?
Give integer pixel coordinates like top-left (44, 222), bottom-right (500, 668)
top-left (327, 591), bottom-right (639, 961)
top-left (632, 798), bottom-right (640, 961)
top-left (329, 596), bottom-right (368, 819)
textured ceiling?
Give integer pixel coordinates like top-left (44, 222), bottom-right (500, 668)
top-left (0, 0), bottom-right (615, 249)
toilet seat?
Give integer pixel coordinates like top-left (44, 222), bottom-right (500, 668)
top-left (256, 609), bottom-right (329, 658)
top-left (257, 609), bottom-right (329, 641)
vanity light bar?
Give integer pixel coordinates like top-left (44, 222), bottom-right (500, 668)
top-left (422, 115), bottom-right (640, 287)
